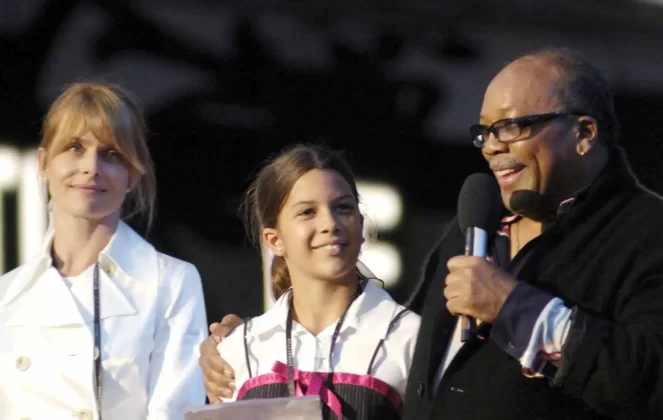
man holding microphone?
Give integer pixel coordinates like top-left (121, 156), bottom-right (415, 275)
top-left (199, 47), bottom-right (663, 419)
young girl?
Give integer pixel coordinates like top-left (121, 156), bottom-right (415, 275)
top-left (0, 82), bottom-right (207, 419)
top-left (216, 144), bottom-right (421, 419)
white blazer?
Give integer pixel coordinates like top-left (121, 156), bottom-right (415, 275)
top-left (0, 221), bottom-right (208, 420)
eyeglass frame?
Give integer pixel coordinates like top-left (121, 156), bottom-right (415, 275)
top-left (469, 111), bottom-right (591, 148)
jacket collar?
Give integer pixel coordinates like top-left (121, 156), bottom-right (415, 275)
top-left (0, 221), bottom-right (154, 326)
top-left (554, 147), bottom-right (641, 230)
top-left (247, 277), bottom-right (402, 342)
top-left (498, 147), bottom-right (638, 228)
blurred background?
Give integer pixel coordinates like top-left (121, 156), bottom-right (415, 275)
top-left (2, 0), bottom-right (663, 325)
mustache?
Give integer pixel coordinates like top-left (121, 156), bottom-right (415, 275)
top-left (489, 158), bottom-right (526, 171)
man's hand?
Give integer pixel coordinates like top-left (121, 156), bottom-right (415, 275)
top-left (444, 256), bottom-right (518, 324)
top-left (199, 314), bottom-right (245, 403)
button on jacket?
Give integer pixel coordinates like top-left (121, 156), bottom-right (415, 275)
top-left (0, 221), bottom-right (208, 420)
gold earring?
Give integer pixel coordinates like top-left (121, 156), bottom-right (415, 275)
top-left (576, 141), bottom-right (590, 156)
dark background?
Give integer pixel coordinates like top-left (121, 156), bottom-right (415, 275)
top-left (2, 0), bottom-right (663, 325)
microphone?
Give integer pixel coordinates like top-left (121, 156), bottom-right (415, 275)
top-left (457, 173), bottom-right (502, 342)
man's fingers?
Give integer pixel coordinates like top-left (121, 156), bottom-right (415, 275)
top-left (217, 359), bottom-right (235, 380)
top-left (444, 271), bottom-right (467, 287)
top-left (203, 366), bottom-right (234, 389)
top-left (199, 348), bottom-right (235, 380)
top-left (447, 255), bottom-right (485, 272)
top-left (443, 281), bottom-right (455, 300)
top-left (210, 325), bottom-right (233, 344)
top-left (221, 314), bottom-right (244, 326)
top-left (201, 354), bottom-right (236, 399)
top-left (209, 314), bottom-right (244, 342)
top-left (199, 336), bottom-right (220, 361)
top-left (203, 375), bottom-right (234, 401)
top-left (203, 366), bottom-right (233, 388)
top-left (198, 336), bottom-right (236, 392)
top-left (446, 295), bottom-right (461, 316)
top-left (207, 392), bottom-right (220, 404)
top-left (447, 255), bottom-right (468, 271)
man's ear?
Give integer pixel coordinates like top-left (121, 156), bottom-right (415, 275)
top-left (263, 227), bottom-right (284, 256)
top-left (575, 116), bottom-right (599, 156)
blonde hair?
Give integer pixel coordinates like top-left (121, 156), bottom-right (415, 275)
top-left (41, 82), bottom-right (156, 229)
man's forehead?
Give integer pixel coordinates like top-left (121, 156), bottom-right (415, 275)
top-left (480, 59), bottom-right (562, 120)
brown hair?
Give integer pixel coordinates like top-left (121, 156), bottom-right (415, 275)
top-left (242, 144), bottom-right (360, 299)
top-left (513, 47), bottom-right (620, 146)
top-left (41, 82), bottom-right (157, 229)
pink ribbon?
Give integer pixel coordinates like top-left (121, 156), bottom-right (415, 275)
top-left (272, 361), bottom-right (343, 418)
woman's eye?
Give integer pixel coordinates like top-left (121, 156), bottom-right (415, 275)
top-left (106, 149), bottom-right (120, 158)
top-left (67, 143), bottom-right (82, 152)
top-left (336, 203), bottom-right (355, 212)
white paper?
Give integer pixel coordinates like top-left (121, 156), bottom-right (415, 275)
top-left (184, 395), bottom-right (323, 420)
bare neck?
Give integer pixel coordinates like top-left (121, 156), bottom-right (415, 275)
top-left (51, 209), bottom-right (120, 276)
top-left (289, 274), bottom-right (359, 336)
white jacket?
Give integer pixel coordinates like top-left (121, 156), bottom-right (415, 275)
top-left (0, 221), bottom-right (208, 420)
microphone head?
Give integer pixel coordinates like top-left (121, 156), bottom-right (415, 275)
top-left (457, 173), bottom-right (503, 233)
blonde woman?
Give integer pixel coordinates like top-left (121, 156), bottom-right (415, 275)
top-left (0, 83), bottom-right (208, 419)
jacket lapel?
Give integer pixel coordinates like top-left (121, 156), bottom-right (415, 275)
top-left (69, 264), bottom-right (137, 321)
top-left (419, 224), bottom-right (465, 391)
top-left (427, 304), bottom-right (457, 389)
top-left (1, 222), bottom-right (150, 327)
top-left (428, 231), bottom-right (507, 392)
top-left (5, 267), bottom-right (85, 327)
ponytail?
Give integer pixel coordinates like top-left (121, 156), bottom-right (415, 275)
top-left (271, 256), bottom-right (292, 300)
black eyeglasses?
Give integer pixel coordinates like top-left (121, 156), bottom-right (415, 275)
top-left (470, 112), bottom-right (586, 148)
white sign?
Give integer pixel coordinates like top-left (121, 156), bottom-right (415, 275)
top-left (184, 395), bottom-right (322, 420)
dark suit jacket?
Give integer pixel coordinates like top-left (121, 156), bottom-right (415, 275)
top-left (402, 151), bottom-right (663, 419)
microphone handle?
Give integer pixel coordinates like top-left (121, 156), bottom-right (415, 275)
top-left (460, 227), bottom-right (489, 342)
